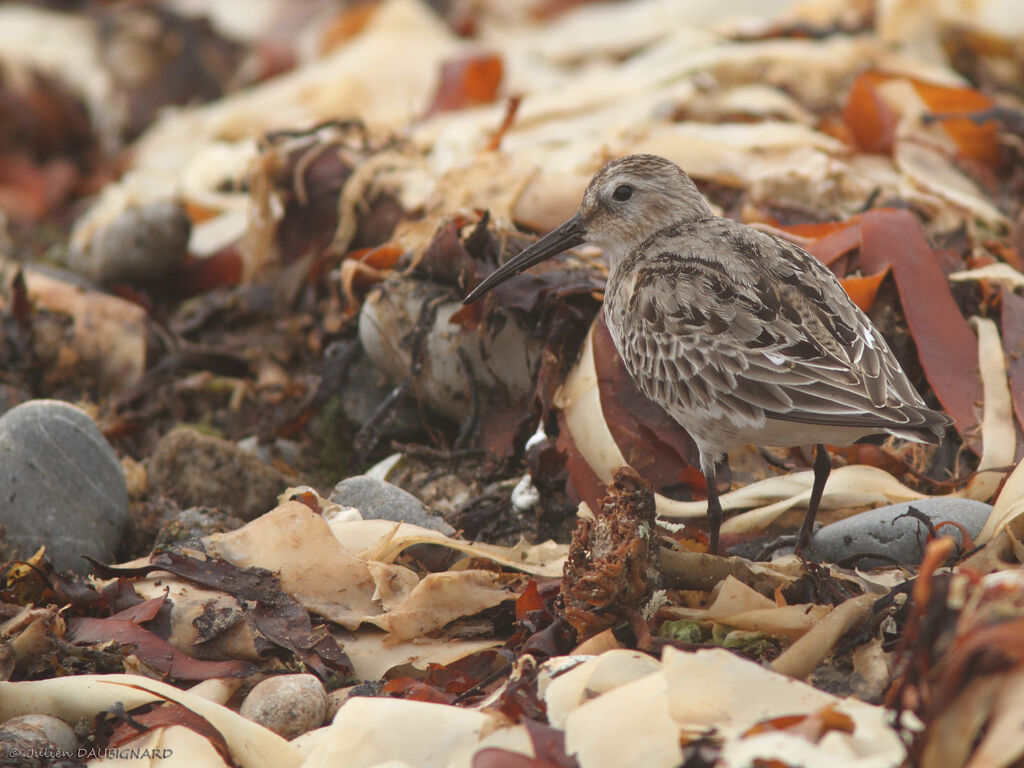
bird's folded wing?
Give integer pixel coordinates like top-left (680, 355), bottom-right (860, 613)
top-left (620, 242), bottom-right (940, 433)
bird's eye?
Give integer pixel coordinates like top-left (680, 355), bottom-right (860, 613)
top-left (612, 184), bottom-right (634, 202)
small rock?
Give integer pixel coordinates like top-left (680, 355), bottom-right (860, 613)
top-left (0, 400), bottom-right (129, 573)
top-left (153, 506), bottom-right (244, 550)
top-left (330, 475), bottom-right (455, 535)
top-left (0, 714), bottom-right (78, 763)
top-left (70, 199), bottom-right (190, 285)
top-left (808, 497), bottom-right (992, 567)
top-left (240, 674), bottom-right (327, 740)
top-left (148, 428), bottom-right (290, 521)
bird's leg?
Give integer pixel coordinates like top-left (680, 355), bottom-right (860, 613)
top-left (796, 443), bottom-right (831, 552)
top-left (703, 462), bottom-right (723, 556)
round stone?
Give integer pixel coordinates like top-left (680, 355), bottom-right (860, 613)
top-left (330, 475), bottom-right (454, 535)
top-left (0, 400), bottom-right (128, 573)
top-left (71, 199), bottom-right (190, 285)
top-left (239, 674), bottom-right (327, 740)
top-left (807, 497), bottom-right (992, 567)
top-left (0, 714), bottom-right (78, 759)
top-left (147, 428), bottom-right (288, 521)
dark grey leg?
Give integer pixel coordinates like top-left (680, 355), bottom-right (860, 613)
top-left (797, 443), bottom-right (831, 552)
top-left (705, 464), bottom-right (723, 556)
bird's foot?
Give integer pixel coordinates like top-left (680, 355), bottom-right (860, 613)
top-left (752, 527), bottom-right (820, 562)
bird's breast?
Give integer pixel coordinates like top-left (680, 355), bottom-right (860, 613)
top-left (601, 267), bottom-right (637, 342)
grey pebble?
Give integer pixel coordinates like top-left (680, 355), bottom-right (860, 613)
top-left (807, 497), bottom-right (992, 567)
top-left (0, 400), bottom-right (128, 573)
top-left (153, 506), bottom-right (244, 550)
top-left (330, 475), bottom-right (455, 535)
top-left (69, 199), bottom-right (190, 285)
top-left (1, 714), bottom-right (78, 762)
top-left (240, 674), bottom-right (327, 740)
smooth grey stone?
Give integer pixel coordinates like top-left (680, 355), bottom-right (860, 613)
top-left (330, 475), bottom-right (455, 535)
top-left (807, 497), bottom-right (991, 567)
top-left (0, 400), bottom-right (128, 573)
top-left (69, 199), bottom-right (190, 285)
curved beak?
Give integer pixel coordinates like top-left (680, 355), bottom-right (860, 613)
top-left (464, 213), bottom-right (586, 304)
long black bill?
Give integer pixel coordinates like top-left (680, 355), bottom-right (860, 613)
top-left (463, 213), bottom-right (586, 304)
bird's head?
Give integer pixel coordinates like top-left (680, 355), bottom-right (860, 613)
top-left (578, 154), bottom-right (712, 257)
top-left (464, 154), bottom-right (711, 303)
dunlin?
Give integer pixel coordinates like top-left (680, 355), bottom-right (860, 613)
top-left (465, 155), bottom-right (952, 555)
